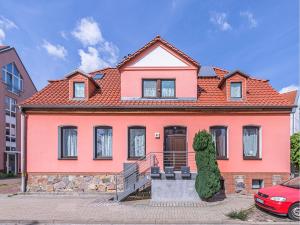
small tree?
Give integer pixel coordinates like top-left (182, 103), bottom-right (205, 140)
top-left (291, 132), bottom-right (300, 169)
top-left (193, 130), bottom-right (221, 200)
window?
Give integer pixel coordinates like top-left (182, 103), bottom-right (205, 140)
top-left (161, 80), bottom-right (175, 98)
top-left (230, 82), bottom-right (242, 99)
top-left (73, 82), bottom-right (85, 98)
top-left (143, 80), bottom-right (157, 97)
top-left (94, 126), bottom-right (112, 159)
top-left (5, 97), bottom-right (17, 152)
top-left (142, 79), bottom-right (175, 98)
top-left (59, 126), bottom-right (77, 159)
top-left (1, 63), bottom-right (23, 94)
top-left (252, 179), bottom-right (264, 189)
top-left (210, 126), bottom-right (227, 159)
top-left (128, 126), bottom-right (146, 159)
top-left (243, 126), bottom-right (260, 159)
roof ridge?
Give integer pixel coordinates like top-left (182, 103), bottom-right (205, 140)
top-left (212, 66), bottom-right (229, 73)
top-left (117, 35), bottom-right (200, 69)
top-left (89, 67), bottom-right (116, 75)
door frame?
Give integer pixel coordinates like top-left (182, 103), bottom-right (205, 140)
top-left (163, 126), bottom-right (187, 169)
top-left (6, 152), bottom-right (17, 175)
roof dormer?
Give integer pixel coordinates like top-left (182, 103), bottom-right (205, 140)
top-left (66, 70), bottom-right (99, 100)
top-left (218, 70), bottom-right (249, 101)
top-left (118, 36), bottom-right (200, 101)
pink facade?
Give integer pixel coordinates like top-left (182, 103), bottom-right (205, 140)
top-left (0, 47), bottom-right (36, 174)
top-left (26, 113), bottom-right (290, 174)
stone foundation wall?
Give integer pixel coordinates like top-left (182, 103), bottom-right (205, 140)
top-left (222, 172), bottom-right (290, 194)
top-left (27, 172), bottom-right (291, 194)
top-left (27, 174), bottom-right (121, 192)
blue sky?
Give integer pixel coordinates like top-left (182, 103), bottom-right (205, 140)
top-left (0, 0), bottom-right (299, 91)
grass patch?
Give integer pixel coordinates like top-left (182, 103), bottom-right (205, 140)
top-left (226, 209), bottom-right (249, 221)
top-left (0, 172), bottom-right (16, 179)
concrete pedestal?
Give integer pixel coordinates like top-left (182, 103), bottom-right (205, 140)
top-left (151, 179), bottom-right (201, 202)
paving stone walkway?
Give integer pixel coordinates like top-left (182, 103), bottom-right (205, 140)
top-left (0, 193), bottom-right (296, 224)
top-left (0, 178), bottom-right (20, 194)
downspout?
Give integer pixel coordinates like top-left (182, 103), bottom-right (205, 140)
top-left (20, 110), bottom-right (27, 192)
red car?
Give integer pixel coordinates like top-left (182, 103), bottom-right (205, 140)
top-left (254, 177), bottom-right (300, 220)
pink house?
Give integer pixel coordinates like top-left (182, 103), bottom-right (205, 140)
top-left (0, 46), bottom-right (37, 175)
top-left (20, 36), bottom-right (293, 194)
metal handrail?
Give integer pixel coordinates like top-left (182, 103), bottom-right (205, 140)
top-left (114, 151), bottom-right (196, 200)
top-left (114, 153), bottom-right (158, 200)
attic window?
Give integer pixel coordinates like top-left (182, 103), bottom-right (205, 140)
top-left (94, 73), bottom-right (104, 80)
top-left (230, 82), bottom-right (242, 99)
top-left (73, 82), bottom-right (85, 98)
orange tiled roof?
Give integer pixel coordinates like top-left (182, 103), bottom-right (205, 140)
top-left (21, 67), bottom-right (292, 110)
top-left (281, 90), bottom-right (298, 105)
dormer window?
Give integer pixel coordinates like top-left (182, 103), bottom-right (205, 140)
top-left (142, 79), bottom-right (175, 98)
top-left (161, 80), bottom-right (175, 98)
top-left (73, 82), bottom-right (85, 98)
top-left (143, 80), bottom-right (157, 98)
top-left (230, 82), bottom-right (242, 99)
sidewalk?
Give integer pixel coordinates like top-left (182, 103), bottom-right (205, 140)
top-left (0, 193), bottom-right (296, 224)
top-left (0, 178), bottom-right (20, 194)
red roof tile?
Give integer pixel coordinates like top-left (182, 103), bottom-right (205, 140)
top-left (281, 90), bottom-right (298, 105)
top-left (21, 68), bottom-right (292, 110)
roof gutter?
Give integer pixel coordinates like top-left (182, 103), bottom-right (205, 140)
top-left (20, 104), bottom-right (295, 112)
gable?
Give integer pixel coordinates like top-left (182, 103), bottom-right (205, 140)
top-left (130, 46), bottom-right (189, 67)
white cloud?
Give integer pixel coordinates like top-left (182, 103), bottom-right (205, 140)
top-left (73, 17), bottom-right (119, 72)
top-left (98, 41), bottom-right (119, 65)
top-left (60, 31), bottom-right (68, 40)
top-left (72, 17), bottom-right (103, 46)
top-left (42, 40), bottom-right (67, 60)
top-left (279, 85), bottom-right (299, 93)
top-left (0, 16), bottom-right (18, 44)
top-left (210, 12), bottom-right (232, 31)
top-left (78, 47), bottom-right (109, 72)
top-left (0, 29), bottom-right (5, 43)
top-left (240, 11), bottom-right (257, 28)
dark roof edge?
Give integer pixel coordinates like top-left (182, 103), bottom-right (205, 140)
top-left (20, 104), bottom-right (294, 112)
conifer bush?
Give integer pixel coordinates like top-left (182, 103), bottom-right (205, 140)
top-left (193, 130), bottom-right (221, 200)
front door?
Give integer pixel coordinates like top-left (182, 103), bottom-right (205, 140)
top-left (6, 153), bottom-right (17, 175)
top-left (164, 126), bottom-right (187, 170)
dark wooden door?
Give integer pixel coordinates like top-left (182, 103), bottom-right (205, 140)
top-left (165, 134), bottom-right (187, 170)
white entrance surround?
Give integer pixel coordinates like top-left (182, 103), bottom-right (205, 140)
top-left (5, 152), bottom-right (17, 175)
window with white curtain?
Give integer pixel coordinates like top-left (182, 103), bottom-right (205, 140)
top-left (142, 79), bottom-right (176, 98)
top-left (230, 82), bottom-right (242, 99)
top-left (94, 126), bottom-right (112, 158)
top-left (60, 126), bottom-right (77, 158)
top-left (143, 80), bottom-right (157, 97)
top-left (128, 127), bottom-right (146, 159)
top-left (210, 126), bottom-right (227, 159)
top-left (243, 126), bottom-right (260, 159)
top-left (73, 82), bottom-right (85, 98)
top-left (161, 80), bottom-right (175, 98)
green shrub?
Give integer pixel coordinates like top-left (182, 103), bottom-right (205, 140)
top-left (291, 132), bottom-right (300, 168)
top-left (0, 172), bottom-right (16, 179)
top-left (226, 209), bottom-right (249, 221)
top-left (193, 130), bottom-right (221, 200)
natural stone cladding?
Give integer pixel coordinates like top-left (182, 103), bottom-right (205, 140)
top-left (27, 174), bottom-right (123, 192)
top-left (222, 172), bottom-right (290, 194)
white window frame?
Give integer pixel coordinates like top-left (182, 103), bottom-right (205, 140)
top-left (2, 63), bottom-right (23, 95)
top-left (5, 96), bottom-right (17, 152)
